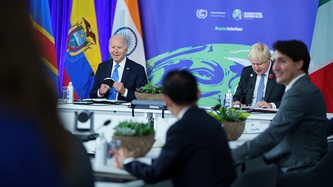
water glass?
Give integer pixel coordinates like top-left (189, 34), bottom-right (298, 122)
top-left (62, 86), bottom-right (67, 103)
top-left (108, 139), bottom-right (121, 158)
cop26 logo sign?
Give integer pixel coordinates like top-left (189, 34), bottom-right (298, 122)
top-left (196, 9), bottom-right (208, 19)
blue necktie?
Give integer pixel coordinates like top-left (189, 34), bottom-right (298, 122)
top-left (256, 74), bottom-right (265, 103)
top-left (108, 64), bottom-right (120, 100)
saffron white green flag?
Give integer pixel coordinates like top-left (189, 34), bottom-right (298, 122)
top-left (310, 0), bottom-right (333, 112)
top-left (111, 0), bottom-right (147, 72)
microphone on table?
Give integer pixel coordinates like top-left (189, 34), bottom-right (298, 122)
top-left (238, 84), bottom-right (253, 109)
top-left (78, 72), bottom-right (95, 102)
top-left (213, 104), bottom-right (221, 111)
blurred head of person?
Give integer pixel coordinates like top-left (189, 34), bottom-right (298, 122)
top-left (0, 0), bottom-right (75, 180)
top-left (248, 43), bottom-right (272, 75)
top-left (162, 70), bottom-right (200, 115)
top-left (108, 34), bottom-right (128, 64)
top-left (272, 40), bottom-right (310, 86)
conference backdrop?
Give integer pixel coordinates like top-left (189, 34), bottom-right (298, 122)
top-left (140, 0), bottom-right (318, 106)
top-left (29, 0), bottom-right (332, 110)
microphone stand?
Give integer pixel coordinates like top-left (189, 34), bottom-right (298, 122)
top-left (74, 72), bottom-right (94, 104)
top-left (81, 120), bottom-right (111, 142)
top-left (238, 84), bottom-right (253, 110)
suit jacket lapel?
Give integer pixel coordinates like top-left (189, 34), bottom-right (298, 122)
top-left (264, 65), bottom-right (275, 101)
top-left (103, 60), bottom-right (113, 78)
top-left (249, 71), bottom-right (256, 91)
top-left (121, 58), bottom-right (131, 82)
top-left (246, 69), bottom-right (257, 104)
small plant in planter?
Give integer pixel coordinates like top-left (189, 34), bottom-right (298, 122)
top-left (137, 83), bottom-right (163, 94)
top-left (135, 83), bottom-right (163, 100)
top-left (209, 105), bottom-right (250, 141)
top-left (112, 120), bottom-right (155, 157)
top-left (209, 106), bottom-right (250, 122)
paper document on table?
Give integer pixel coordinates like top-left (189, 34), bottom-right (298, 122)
top-left (91, 98), bottom-right (128, 104)
top-left (251, 108), bottom-right (278, 113)
top-left (245, 120), bottom-right (270, 133)
top-left (233, 105), bottom-right (278, 113)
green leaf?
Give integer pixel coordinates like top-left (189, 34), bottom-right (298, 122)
top-left (139, 84), bottom-right (163, 94)
top-left (209, 106), bottom-right (250, 122)
top-left (113, 120), bottom-right (155, 136)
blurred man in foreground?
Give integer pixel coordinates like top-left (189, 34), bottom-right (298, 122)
top-left (114, 70), bottom-right (236, 187)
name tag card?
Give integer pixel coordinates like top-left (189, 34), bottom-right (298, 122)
top-left (244, 120), bottom-right (269, 133)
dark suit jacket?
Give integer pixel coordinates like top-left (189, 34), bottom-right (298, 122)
top-left (233, 62), bottom-right (285, 107)
top-left (90, 58), bottom-right (147, 101)
top-left (123, 106), bottom-right (236, 187)
top-left (232, 75), bottom-right (328, 172)
top-left (327, 118), bottom-right (333, 136)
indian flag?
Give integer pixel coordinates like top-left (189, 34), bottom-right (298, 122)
top-left (309, 0), bottom-right (333, 112)
top-left (111, 0), bottom-right (147, 72)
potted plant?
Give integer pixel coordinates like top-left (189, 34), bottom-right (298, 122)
top-left (135, 83), bottom-right (163, 100)
top-left (112, 120), bottom-right (155, 158)
top-left (209, 105), bottom-right (250, 141)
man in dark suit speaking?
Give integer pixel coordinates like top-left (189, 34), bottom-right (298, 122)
top-left (90, 34), bottom-right (147, 101)
top-left (232, 40), bottom-right (327, 173)
top-left (114, 70), bottom-right (236, 187)
top-left (233, 43), bottom-right (285, 108)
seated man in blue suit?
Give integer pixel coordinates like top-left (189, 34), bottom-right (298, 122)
top-left (113, 70), bottom-right (236, 187)
top-left (90, 34), bottom-right (147, 101)
top-left (232, 40), bottom-right (327, 173)
top-left (233, 43), bottom-right (285, 108)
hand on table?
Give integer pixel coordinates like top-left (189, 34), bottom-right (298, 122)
top-left (255, 101), bottom-right (272, 108)
top-left (112, 148), bottom-right (134, 169)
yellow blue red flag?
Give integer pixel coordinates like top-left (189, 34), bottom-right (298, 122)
top-left (29, 0), bottom-right (60, 94)
top-left (65, 0), bottom-right (102, 99)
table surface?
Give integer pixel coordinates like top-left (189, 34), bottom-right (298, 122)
top-left (59, 103), bottom-right (333, 186)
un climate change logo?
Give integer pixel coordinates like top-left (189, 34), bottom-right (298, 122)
top-left (232, 9), bottom-right (242, 20)
top-left (114, 27), bottom-right (138, 56)
top-left (196, 9), bottom-right (208, 19)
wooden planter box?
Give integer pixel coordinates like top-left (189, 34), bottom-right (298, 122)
top-left (135, 91), bottom-right (163, 101)
top-left (221, 121), bottom-right (245, 141)
top-left (112, 134), bottom-right (155, 158)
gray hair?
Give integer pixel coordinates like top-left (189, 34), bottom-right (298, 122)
top-left (109, 34), bottom-right (128, 48)
top-left (248, 43), bottom-right (271, 63)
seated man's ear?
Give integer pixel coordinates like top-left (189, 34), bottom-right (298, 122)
top-left (196, 89), bottom-right (201, 101)
top-left (162, 94), bottom-right (171, 105)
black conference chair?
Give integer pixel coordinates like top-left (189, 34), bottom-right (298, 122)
top-left (231, 162), bottom-right (277, 187)
top-left (276, 149), bottom-right (333, 187)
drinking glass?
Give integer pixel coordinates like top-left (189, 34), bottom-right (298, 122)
top-left (62, 86), bottom-right (67, 103)
top-left (108, 139), bottom-right (121, 158)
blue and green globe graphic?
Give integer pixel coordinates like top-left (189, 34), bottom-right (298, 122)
top-left (146, 44), bottom-right (252, 107)
top-left (232, 9), bottom-right (242, 20)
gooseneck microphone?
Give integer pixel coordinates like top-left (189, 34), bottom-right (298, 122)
top-left (213, 103), bottom-right (221, 111)
top-left (81, 120), bottom-right (112, 142)
top-left (80, 72), bottom-right (95, 101)
top-left (239, 84), bottom-right (253, 105)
